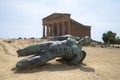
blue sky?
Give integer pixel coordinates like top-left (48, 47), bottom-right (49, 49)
top-left (0, 0), bottom-right (120, 41)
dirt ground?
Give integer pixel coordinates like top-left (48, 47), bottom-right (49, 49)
top-left (0, 39), bottom-right (120, 80)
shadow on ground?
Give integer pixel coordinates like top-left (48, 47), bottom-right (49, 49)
top-left (11, 63), bottom-right (95, 74)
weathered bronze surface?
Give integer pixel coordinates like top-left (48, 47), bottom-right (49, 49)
top-left (16, 35), bottom-right (90, 69)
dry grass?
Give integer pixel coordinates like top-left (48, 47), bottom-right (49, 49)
top-left (0, 39), bottom-right (120, 80)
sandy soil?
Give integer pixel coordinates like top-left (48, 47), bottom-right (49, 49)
top-left (0, 39), bottom-right (120, 80)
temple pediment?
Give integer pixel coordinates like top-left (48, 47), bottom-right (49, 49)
top-left (43, 13), bottom-right (71, 21)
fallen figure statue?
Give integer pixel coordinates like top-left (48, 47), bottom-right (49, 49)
top-left (16, 35), bottom-right (91, 69)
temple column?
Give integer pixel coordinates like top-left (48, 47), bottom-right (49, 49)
top-left (46, 25), bottom-right (49, 37)
top-left (50, 24), bottom-right (53, 36)
top-left (79, 26), bottom-right (80, 37)
top-left (59, 22), bottom-right (62, 36)
top-left (48, 25), bottom-right (50, 36)
top-left (52, 24), bottom-right (55, 36)
top-left (76, 25), bottom-right (77, 36)
top-left (74, 24), bottom-right (75, 36)
top-left (73, 24), bottom-right (75, 36)
top-left (64, 21), bottom-right (68, 35)
top-left (76, 26), bottom-right (78, 36)
top-left (57, 23), bottom-right (60, 36)
top-left (43, 24), bottom-right (45, 37)
top-left (75, 25), bottom-right (76, 36)
top-left (78, 26), bottom-right (79, 36)
top-left (71, 22), bottom-right (73, 35)
top-left (62, 22), bottom-right (65, 35)
top-left (72, 22), bottom-right (74, 36)
top-left (68, 20), bottom-right (71, 34)
top-left (77, 26), bottom-right (78, 36)
top-left (78, 28), bottom-right (79, 36)
top-left (49, 24), bottom-right (52, 36)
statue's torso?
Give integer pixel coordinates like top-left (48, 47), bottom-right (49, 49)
top-left (48, 41), bottom-right (80, 59)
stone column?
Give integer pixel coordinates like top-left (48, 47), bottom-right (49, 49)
top-left (46, 25), bottom-right (49, 37)
top-left (55, 24), bottom-right (57, 36)
top-left (73, 24), bottom-right (75, 36)
top-left (72, 22), bottom-right (74, 36)
top-left (75, 25), bottom-right (76, 36)
top-left (76, 26), bottom-right (77, 36)
top-left (68, 20), bottom-right (71, 34)
top-left (76, 25), bottom-right (77, 36)
top-left (57, 23), bottom-right (60, 36)
top-left (49, 24), bottom-right (52, 36)
top-left (77, 26), bottom-right (78, 36)
top-left (59, 23), bottom-right (62, 36)
top-left (78, 26), bottom-right (79, 37)
top-left (78, 26), bottom-right (80, 37)
top-left (77, 26), bottom-right (79, 36)
top-left (76, 26), bottom-right (78, 36)
top-left (52, 24), bottom-right (54, 36)
top-left (43, 24), bottom-right (45, 38)
top-left (71, 22), bottom-right (73, 35)
top-left (62, 22), bottom-right (65, 35)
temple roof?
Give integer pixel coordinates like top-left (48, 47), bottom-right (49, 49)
top-left (43, 13), bottom-right (91, 28)
top-left (43, 13), bottom-right (71, 20)
top-left (70, 19), bottom-right (91, 28)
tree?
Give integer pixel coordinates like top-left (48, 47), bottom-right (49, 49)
top-left (102, 31), bottom-right (116, 46)
top-left (102, 33), bottom-right (109, 44)
top-left (116, 37), bottom-right (120, 44)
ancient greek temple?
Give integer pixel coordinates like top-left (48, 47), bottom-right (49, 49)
top-left (42, 13), bottom-right (91, 38)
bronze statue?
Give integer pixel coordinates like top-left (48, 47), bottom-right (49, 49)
top-left (16, 35), bottom-right (91, 69)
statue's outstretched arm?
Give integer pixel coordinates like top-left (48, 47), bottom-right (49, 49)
top-left (17, 42), bottom-right (52, 57)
